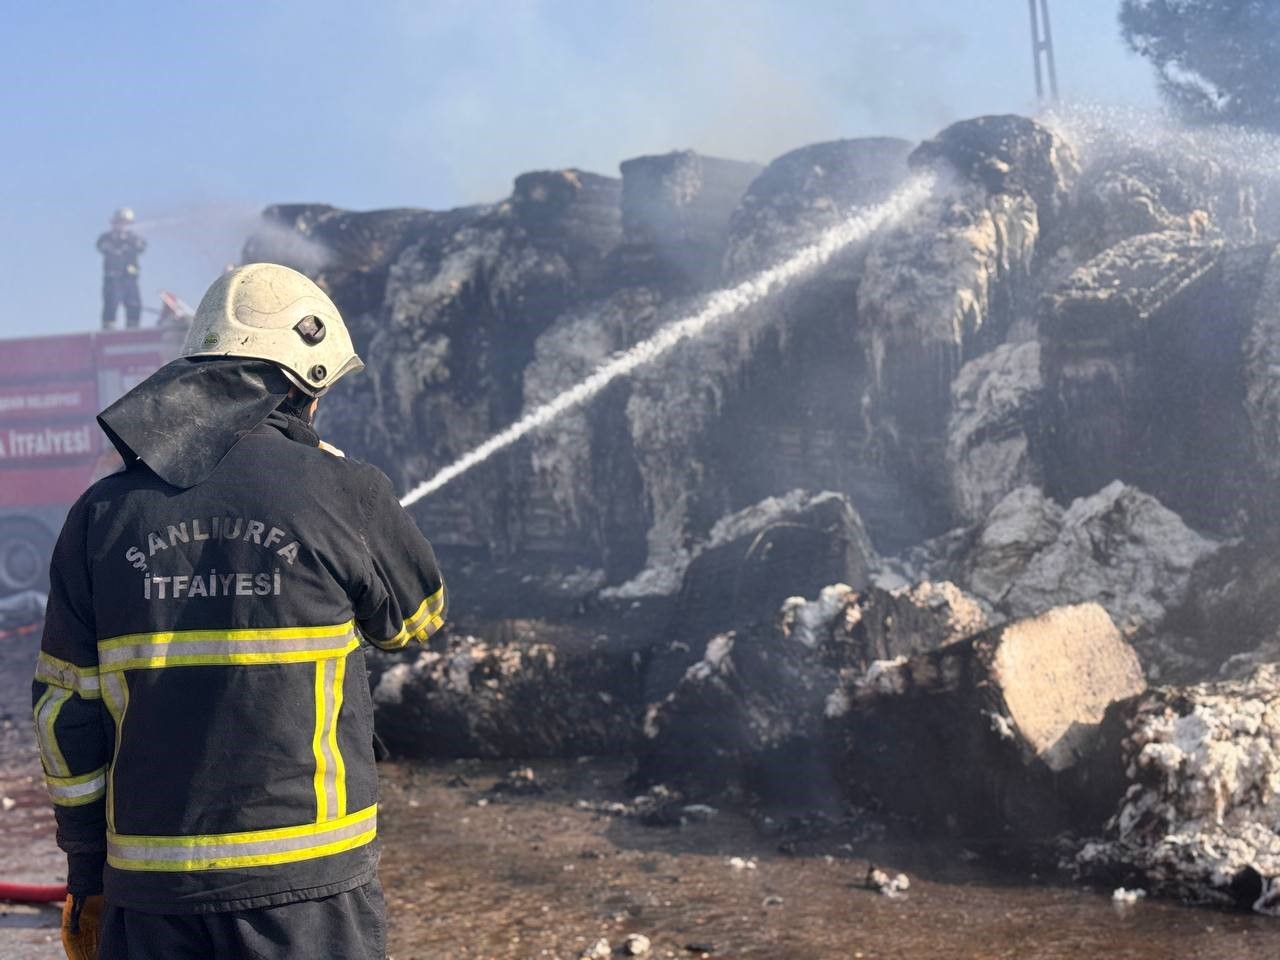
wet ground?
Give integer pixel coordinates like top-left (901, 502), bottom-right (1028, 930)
top-left (377, 759), bottom-right (1280, 960)
top-left (2, 628), bottom-right (1279, 959)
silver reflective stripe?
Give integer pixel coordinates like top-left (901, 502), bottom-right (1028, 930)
top-left (100, 634), bottom-right (355, 669)
top-left (98, 624), bottom-right (358, 672)
top-left (100, 672), bottom-right (130, 832)
top-left (404, 586), bottom-right (445, 636)
top-left (315, 658), bottom-right (341, 820)
top-left (374, 587), bottom-right (446, 649)
top-left (35, 653), bottom-right (101, 698)
top-left (108, 804), bottom-right (377, 871)
top-left (47, 767), bottom-right (107, 806)
top-left (34, 687), bottom-right (72, 777)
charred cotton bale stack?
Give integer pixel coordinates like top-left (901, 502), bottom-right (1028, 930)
top-left (826, 603), bottom-right (1146, 838)
top-left (970, 482), bottom-right (1218, 633)
top-left (616, 150), bottom-right (762, 289)
top-left (1167, 536), bottom-right (1280, 671)
top-left (371, 169), bottom-right (623, 563)
top-left (1075, 665), bottom-right (1280, 914)
top-left (636, 579), bottom-right (984, 803)
top-left (799, 580), bottom-right (989, 671)
top-left (635, 491), bottom-right (876, 704)
top-left (722, 138), bottom-right (914, 276)
top-left (1040, 230), bottom-right (1266, 532)
top-left (1067, 144), bottom-right (1267, 255)
top-left (243, 204), bottom-right (446, 319)
top-left (511, 169), bottom-right (627, 282)
top-left (1171, 527), bottom-right (1280, 675)
top-left (945, 341), bottom-right (1045, 524)
top-left (1069, 165), bottom-right (1189, 257)
top-left (1243, 248), bottom-right (1280, 495)
top-left (856, 116), bottom-right (1078, 543)
top-left (673, 491), bottom-right (876, 640)
top-left (369, 621), bottom-right (643, 759)
top-left (909, 114), bottom-right (1078, 234)
top-left (635, 623), bottom-right (837, 803)
top-left (1041, 230), bottom-right (1219, 491)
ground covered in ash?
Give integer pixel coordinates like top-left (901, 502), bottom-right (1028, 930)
top-left (375, 758), bottom-right (1280, 960)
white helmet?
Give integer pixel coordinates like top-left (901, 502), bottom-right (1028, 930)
top-left (112, 207), bottom-right (135, 225)
top-left (182, 263), bottom-right (364, 395)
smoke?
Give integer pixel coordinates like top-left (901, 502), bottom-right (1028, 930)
top-left (106, 201), bottom-right (323, 311)
top-left (118, 203), bottom-right (337, 315)
top-left (399, 173), bottom-right (936, 508)
top-left (384, 1), bottom-right (994, 203)
top-left (240, 216), bottom-right (334, 275)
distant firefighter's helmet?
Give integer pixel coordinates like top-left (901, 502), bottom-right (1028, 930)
top-left (111, 207), bottom-right (135, 225)
top-left (182, 263), bottom-right (364, 395)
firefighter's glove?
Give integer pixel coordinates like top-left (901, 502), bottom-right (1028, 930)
top-left (60, 894), bottom-right (104, 960)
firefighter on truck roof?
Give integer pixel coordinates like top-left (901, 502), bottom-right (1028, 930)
top-left (97, 208), bottom-right (147, 330)
top-left (34, 263), bottom-right (446, 960)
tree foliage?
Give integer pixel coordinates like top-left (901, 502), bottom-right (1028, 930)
top-left (1120, 0), bottom-right (1280, 131)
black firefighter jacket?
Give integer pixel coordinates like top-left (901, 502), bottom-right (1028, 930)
top-left (33, 409), bottom-right (445, 914)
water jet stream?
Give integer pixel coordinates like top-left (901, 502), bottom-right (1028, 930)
top-left (399, 173), bottom-right (936, 508)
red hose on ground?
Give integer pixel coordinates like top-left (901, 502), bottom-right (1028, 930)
top-left (0, 881), bottom-right (67, 903)
top-left (0, 620), bottom-right (41, 641)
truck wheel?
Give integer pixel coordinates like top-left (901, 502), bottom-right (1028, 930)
top-left (0, 517), bottom-right (54, 597)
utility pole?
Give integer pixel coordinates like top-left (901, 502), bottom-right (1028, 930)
top-left (1028, 0), bottom-right (1060, 103)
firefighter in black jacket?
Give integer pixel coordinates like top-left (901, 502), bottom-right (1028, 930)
top-left (97, 208), bottom-right (146, 330)
top-left (34, 263), bottom-right (445, 960)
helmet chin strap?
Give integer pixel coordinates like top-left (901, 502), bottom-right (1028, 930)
top-left (280, 388), bottom-right (317, 425)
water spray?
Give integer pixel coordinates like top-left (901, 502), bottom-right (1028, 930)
top-left (399, 173), bottom-right (937, 508)
top-left (1043, 102), bottom-right (1280, 187)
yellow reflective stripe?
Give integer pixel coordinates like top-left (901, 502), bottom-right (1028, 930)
top-left (369, 633), bottom-right (409, 652)
top-left (312, 655), bottom-right (348, 821)
top-left (101, 642), bottom-right (360, 672)
top-left (101, 673), bottom-right (130, 832)
top-left (32, 688), bottom-right (51, 739)
top-left (107, 804), bottom-right (377, 872)
top-left (415, 612), bottom-right (445, 641)
top-left (34, 687), bottom-right (72, 778)
top-left (330, 655), bottom-right (347, 818)
top-left (312, 662), bottom-right (330, 821)
top-left (100, 622), bottom-right (358, 651)
top-left (98, 623), bottom-right (358, 672)
top-left (35, 653), bottom-right (101, 698)
top-left (47, 766), bottom-right (107, 807)
top-left (32, 689), bottom-right (55, 773)
top-left (372, 586), bottom-right (446, 650)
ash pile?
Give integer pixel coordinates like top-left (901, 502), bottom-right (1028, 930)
top-left (247, 113), bottom-right (1280, 914)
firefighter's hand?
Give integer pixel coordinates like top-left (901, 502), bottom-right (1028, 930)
top-left (60, 894), bottom-right (104, 960)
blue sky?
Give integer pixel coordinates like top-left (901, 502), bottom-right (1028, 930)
top-left (1, 0), bottom-right (1157, 337)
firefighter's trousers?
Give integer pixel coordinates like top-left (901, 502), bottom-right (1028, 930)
top-left (97, 879), bottom-right (387, 960)
top-left (102, 274), bottom-right (141, 329)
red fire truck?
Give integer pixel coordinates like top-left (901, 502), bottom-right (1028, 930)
top-left (0, 327), bottom-right (182, 602)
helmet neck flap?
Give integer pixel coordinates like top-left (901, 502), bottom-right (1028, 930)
top-left (98, 357), bottom-right (295, 489)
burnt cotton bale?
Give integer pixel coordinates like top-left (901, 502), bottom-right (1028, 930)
top-left (825, 603), bottom-right (1146, 838)
top-left (673, 491), bottom-right (876, 640)
top-left (635, 623), bottom-right (838, 804)
top-left (369, 621), bottom-right (643, 759)
top-left (1076, 664), bottom-right (1280, 913)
